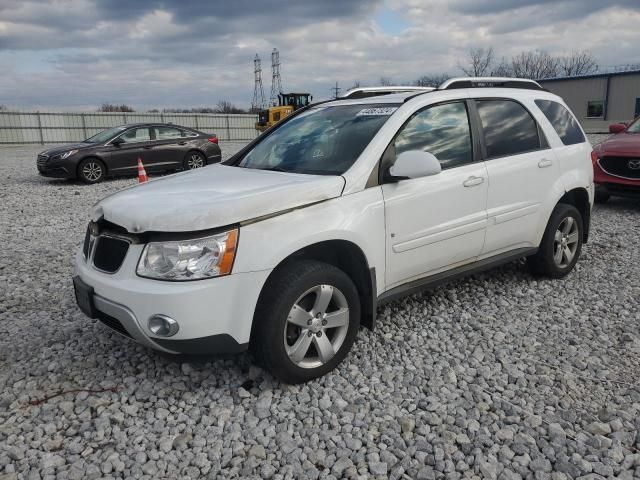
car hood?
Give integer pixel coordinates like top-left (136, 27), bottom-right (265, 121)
top-left (92, 164), bottom-right (345, 233)
top-left (40, 143), bottom-right (94, 157)
top-left (596, 133), bottom-right (640, 155)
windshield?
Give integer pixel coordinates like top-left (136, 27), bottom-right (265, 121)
top-left (627, 119), bottom-right (640, 133)
top-left (84, 126), bottom-right (127, 143)
top-left (238, 104), bottom-right (397, 175)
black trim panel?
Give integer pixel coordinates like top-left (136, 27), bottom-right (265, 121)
top-left (377, 247), bottom-right (537, 304)
top-left (597, 182), bottom-right (640, 199)
top-left (366, 267), bottom-right (377, 329)
top-left (152, 334), bottom-right (248, 355)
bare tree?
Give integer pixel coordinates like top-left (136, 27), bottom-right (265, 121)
top-left (99, 103), bottom-right (134, 112)
top-left (510, 50), bottom-right (559, 79)
top-left (459, 47), bottom-right (494, 77)
top-left (490, 57), bottom-right (513, 77)
top-left (379, 77), bottom-right (393, 86)
top-left (214, 100), bottom-right (246, 114)
top-left (350, 80), bottom-right (362, 90)
top-left (559, 50), bottom-right (598, 76)
top-left (415, 73), bottom-right (450, 87)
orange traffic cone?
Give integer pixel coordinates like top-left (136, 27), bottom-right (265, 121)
top-left (137, 157), bottom-right (148, 183)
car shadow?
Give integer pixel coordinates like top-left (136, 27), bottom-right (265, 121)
top-left (595, 197), bottom-right (640, 212)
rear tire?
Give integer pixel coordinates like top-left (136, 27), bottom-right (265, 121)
top-left (184, 151), bottom-right (206, 170)
top-left (528, 203), bottom-right (583, 278)
top-left (77, 158), bottom-right (106, 184)
top-left (251, 260), bottom-right (360, 383)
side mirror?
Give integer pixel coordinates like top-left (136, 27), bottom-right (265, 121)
top-left (609, 123), bottom-right (627, 134)
top-left (111, 137), bottom-right (125, 146)
top-left (387, 150), bottom-right (441, 182)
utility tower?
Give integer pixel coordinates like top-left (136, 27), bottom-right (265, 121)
top-left (251, 54), bottom-right (265, 112)
top-left (269, 48), bottom-right (283, 106)
top-left (331, 82), bottom-right (341, 99)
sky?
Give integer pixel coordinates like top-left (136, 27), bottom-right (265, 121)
top-left (1, 0), bottom-right (639, 111)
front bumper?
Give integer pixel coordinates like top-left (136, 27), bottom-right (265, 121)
top-left (73, 246), bottom-right (271, 355)
top-left (594, 162), bottom-right (640, 198)
top-left (37, 164), bottom-right (73, 179)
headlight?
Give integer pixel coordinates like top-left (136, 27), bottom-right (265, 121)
top-left (60, 149), bottom-right (78, 159)
top-left (137, 228), bottom-right (238, 281)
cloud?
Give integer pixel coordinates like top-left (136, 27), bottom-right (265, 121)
top-left (0, 0), bottom-right (639, 110)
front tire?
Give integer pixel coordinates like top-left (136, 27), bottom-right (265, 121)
top-left (77, 158), bottom-right (106, 184)
top-left (528, 203), bottom-right (583, 278)
top-left (251, 260), bottom-right (361, 383)
top-left (184, 151), bottom-right (206, 170)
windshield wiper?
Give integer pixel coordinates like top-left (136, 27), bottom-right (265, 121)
top-left (261, 166), bottom-right (290, 173)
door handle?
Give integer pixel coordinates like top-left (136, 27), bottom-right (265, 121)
top-left (538, 158), bottom-right (553, 168)
top-left (178, 141), bottom-right (187, 145)
top-left (143, 146), bottom-right (153, 150)
top-left (463, 176), bottom-right (484, 187)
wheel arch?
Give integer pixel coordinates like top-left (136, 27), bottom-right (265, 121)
top-left (557, 187), bottom-right (591, 243)
top-left (252, 239), bottom-right (377, 334)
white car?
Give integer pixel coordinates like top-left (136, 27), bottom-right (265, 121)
top-left (74, 77), bottom-right (594, 383)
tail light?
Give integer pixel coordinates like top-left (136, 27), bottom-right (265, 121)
top-left (208, 136), bottom-right (218, 144)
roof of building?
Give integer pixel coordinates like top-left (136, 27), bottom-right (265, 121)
top-left (539, 68), bottom-right (640, 83)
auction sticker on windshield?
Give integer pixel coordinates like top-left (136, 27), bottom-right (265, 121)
top-left (356, 107), bottom-right (398, 116)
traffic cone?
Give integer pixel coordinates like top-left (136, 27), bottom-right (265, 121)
top-left (137, 157), bottom-right (148, 183)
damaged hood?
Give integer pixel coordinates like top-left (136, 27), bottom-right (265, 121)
top-left (93, 164), bottom-right (345, 233)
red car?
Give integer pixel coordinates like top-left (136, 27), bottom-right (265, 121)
top-left (592, 119), bottom-right (640, 202)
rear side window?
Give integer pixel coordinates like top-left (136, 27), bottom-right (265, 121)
top-left (534, 100), bottom-right (585, 146)
top-left (476, 100), bottom-right (540, 158)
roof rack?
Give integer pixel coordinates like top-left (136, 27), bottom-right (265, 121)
top-left (438, 77), bottom-right (544, 91)
top-left (340, 86), bottom-right (434, 99)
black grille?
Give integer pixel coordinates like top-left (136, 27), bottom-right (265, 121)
top-left (37, 154), bottom-right (48, 167)
top-left (97, 311), bottom-right (132, 338)
top-left (93, 236), bottom-right (129, 273)
top-left (599, 157), bottom-right (640, 179)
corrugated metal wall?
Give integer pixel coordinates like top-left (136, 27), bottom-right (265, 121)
top-left (0, 112), bottom-right (259, 144)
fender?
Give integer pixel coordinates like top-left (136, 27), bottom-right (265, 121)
top-left (233, 188), bottom-right (387, 295)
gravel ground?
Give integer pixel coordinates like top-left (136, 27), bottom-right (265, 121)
top-left (1, 136), bottom-right (639, 480)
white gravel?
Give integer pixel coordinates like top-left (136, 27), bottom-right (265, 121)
top-left (1, 137), bottom-right (640, 479)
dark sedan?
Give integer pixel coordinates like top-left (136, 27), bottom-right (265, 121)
top-left (36, 123), bottom-right (221, 183)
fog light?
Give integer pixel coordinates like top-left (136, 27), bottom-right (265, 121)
top-left (148, 314), bottom-right (179, 337)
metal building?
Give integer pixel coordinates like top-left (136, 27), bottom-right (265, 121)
top-left (539, 69), bottom-right (640, 133)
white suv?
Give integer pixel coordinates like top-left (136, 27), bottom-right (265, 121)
top-left (74, 77), bottom-right (594, 383)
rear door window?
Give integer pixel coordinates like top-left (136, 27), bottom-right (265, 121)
top-left (153, 126), bottom-right (183, 140)
top-left (534, 99), bottom-right (585, 145)
top-left (476, 99), bottom-right (540, 158)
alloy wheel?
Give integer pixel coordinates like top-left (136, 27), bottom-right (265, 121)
top-left (187, 153), bottom-right (205, 169)
top-left (82, 162), bottom-right (103, 182)
top-left (553, 216), bottom-right (579, 268)
top-left (283, 284), bottom-right (350, 369)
